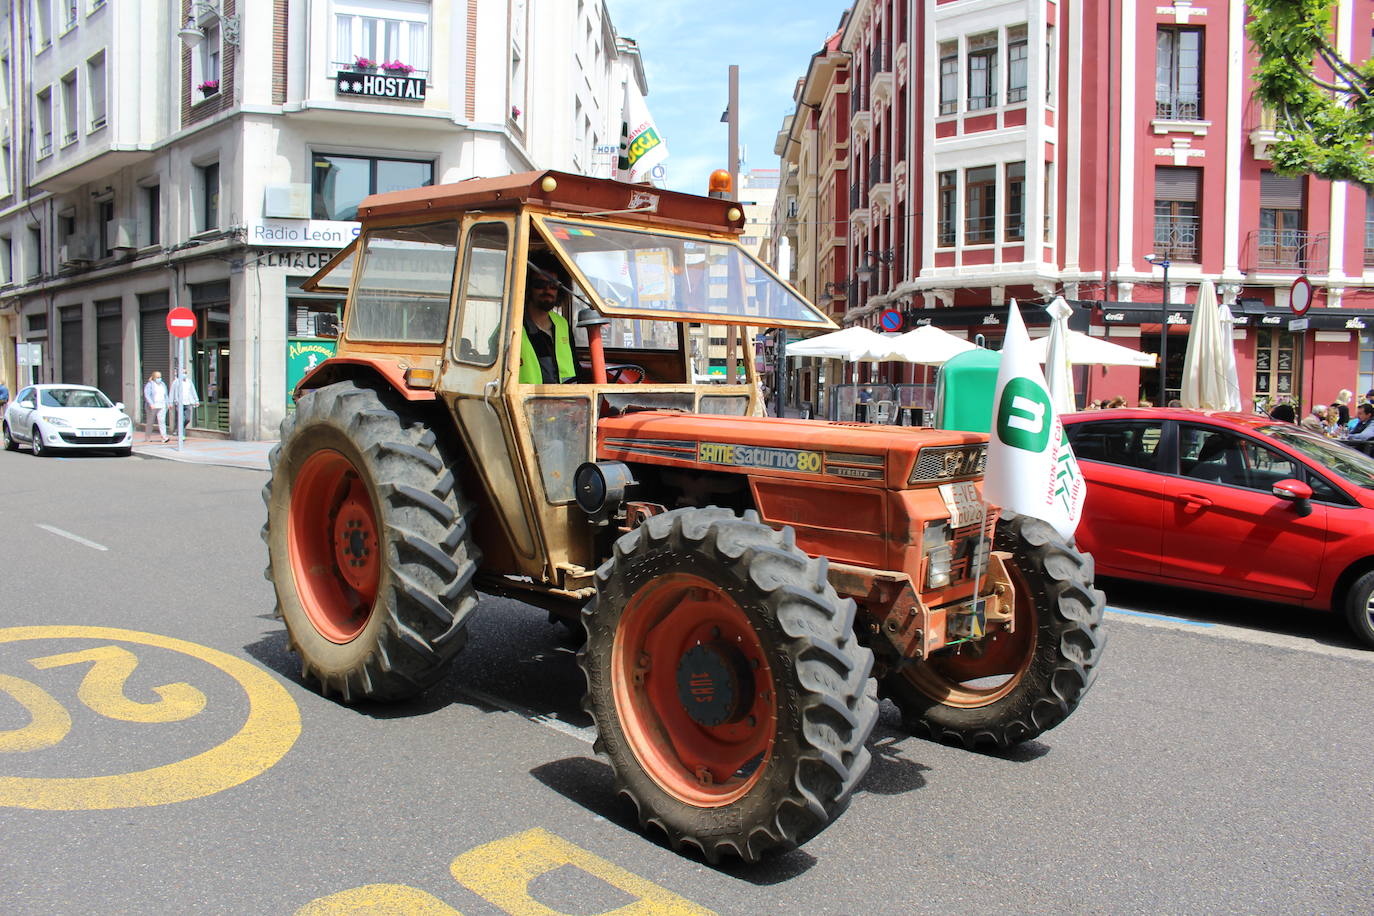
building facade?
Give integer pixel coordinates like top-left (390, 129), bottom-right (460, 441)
top-left (0, 0), bottom-right (650, 439)
top-left (779, 0), bottom-right (1374, 414)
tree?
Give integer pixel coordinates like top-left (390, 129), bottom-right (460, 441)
top-left (1248, 0), bottom-right (1374, 189)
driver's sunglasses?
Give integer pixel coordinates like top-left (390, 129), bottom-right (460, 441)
top-left (529, 277), bottom-right (559, 290)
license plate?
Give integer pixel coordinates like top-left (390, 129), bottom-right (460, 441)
top-left (938, 481), bottom-right (985, 528)
top-left (76, 429), bottom-right (107, 437)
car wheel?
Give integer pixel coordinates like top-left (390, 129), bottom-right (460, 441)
top-left (114, 446), bottom-right (133, 457)
top-left (2, 422), bottom-right (16, 451)
top-left (30, 425), bottom-right (47, 457)
top-left (1343, 570), bottom-right (1374, 649)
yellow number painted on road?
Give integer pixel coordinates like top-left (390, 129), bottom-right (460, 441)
top-left (0, 626), bottom-right (300, 810)
top-left (30, 645), bottom-right (208, 723)
top-left (0, 673), bottom-right (72, 752)
top-left (296, 884), bottom-right (461, 915)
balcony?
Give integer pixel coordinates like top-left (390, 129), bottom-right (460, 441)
top-left (1244, 229), bottom-right (1327, 273)
top-left (851, 107), bottom-right (872, 142)
top-left (1152, 216), bottom-right (1200, 262)
top-left (850, 182), bottom-right (870, 232)
top-left (1155, 91), bottom-right (1201, 121)
top-left (868, 153), bottom-right (892, 211)
top-left (1249, 106), bottom-right (1281, 160)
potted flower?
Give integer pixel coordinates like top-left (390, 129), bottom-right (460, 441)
top-left (381, 59), bottom-right (414, 75)
top-left (511, 105), bottom-right (522, 120)
top-left (196, 79), bottom-right (219, 98)
top-left (352, 56), bottom-right (376, 72)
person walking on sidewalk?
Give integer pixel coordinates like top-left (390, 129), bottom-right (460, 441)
top-left (143, 370), bottom-right (168, 442)
top-left (169, 369), bottom-right (200, 434)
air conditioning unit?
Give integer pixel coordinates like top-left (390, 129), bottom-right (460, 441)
top-left (59, 238), bottom-right (93, 267)
top-left (106, 218), bottom-right (136, 251)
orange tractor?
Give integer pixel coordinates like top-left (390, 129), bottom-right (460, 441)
top-left (263, 171), bottom-right (1105, 862)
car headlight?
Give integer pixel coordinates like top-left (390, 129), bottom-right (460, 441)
top-left (117, 417), bottom-right (131, 428)
top-left (41, 415), bottom-right (71, 427)
top-left (924, 521), bottom-right (952, 589)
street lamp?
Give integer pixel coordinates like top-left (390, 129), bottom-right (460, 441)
top-left (178, 2), bottom-right (241, 48)
top-left (1144, 253), bottom-right (1171, 406)
top-left (855, 248), bottom-right (894, 283)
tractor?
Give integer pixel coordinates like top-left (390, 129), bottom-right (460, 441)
top-left (262, 170), bottom-right (1106, 863)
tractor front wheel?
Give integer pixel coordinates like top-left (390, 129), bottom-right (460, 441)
top-left (263, 381), bottom-right (480, 702)
top-left (882, 511), bottom-right (1105, 750)
top-left (580, 507), bottom-right (877, 863)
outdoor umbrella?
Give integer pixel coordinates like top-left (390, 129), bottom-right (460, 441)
top-left (1041, 297), bottom-right (1076, 414)
top-left (1029, 330), bottom-right (1158, 367)
top-left (785, 326), bottom-right (898, 362)
top-left (1180, 279), bottom-right (1232, 410)
top-left (885, 324), bottom-right (977, 365)
top-left (1217, 297), bottom-right (1243, 411)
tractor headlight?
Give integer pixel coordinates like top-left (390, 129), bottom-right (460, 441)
top-left (924, 521), bottom-right (952, 589)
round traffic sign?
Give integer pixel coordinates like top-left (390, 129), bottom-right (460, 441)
top-left (166, 307), bottom-right (197, 338)
top-left (880, 308), bottom-right (903, 332)
top-left (1290, 276), bottom-right (1313, 316)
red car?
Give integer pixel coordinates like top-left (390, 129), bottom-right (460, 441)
top-left (1062, 408), bottom-right (1374, 648)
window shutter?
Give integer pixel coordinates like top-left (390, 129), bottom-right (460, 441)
top-left (1155, 166), bottom-right (1200, 202)
top-left (1260, 171), bottom-right (1304, 209)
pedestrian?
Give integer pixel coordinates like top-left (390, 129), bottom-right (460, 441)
top-left (143, 370), bottom-right (168, 442)
top-left (169, 368), bottom-right (200, 433)
top-left (0, 379), bottom-right (9, 416)
top-left (1350, 403), bottom-right (1374, 438)
top-left (1107, 396), bottom-right (1126, 409)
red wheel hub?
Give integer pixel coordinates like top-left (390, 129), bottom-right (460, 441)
top-left (612, 573), bottom-right (776, 807)
top-left (288, 449), bottom-right (381, 643)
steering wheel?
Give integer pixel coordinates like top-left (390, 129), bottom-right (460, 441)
top-left (605, 364), bottom-right (646, 384)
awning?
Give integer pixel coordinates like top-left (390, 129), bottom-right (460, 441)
top-left (902, 301), bottom-right (1093, 332)
top-left (1070, 299), bottom-right (1374, 331)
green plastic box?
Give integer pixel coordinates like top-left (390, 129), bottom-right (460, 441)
top-left (935, 348), bottom-right (1002, 432)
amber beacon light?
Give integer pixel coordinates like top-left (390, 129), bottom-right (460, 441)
top-left (707, 169), bottom-right (733, 199)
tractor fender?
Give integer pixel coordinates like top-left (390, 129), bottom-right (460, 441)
top-left (295, 356), bottom-right (437, 402)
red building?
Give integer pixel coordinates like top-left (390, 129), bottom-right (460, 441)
top-left (782, 0), bottom-right (1374, 413)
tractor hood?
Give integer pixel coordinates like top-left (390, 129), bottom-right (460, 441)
top-left (596, 412), bottom-right (987, 489)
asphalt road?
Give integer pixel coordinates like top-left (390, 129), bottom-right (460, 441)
top-left (1, 447), bottom-right (1371, 915)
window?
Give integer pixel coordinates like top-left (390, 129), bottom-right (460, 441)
top-left (1007, 25), bottom-right (1028, 103)
top-left (62, 0), bottom-right (77, 29)
top-left (1359, 329), bottom-right (1374, 398)
top-left (454, 222), bottom-right (509, 367)
top-left (1179, 426), bottom-right (1300, 492)
top-left (1046, 25), bottom-right (1056, 104)
top-left (333, 0), bottom-right (431, 76)
top-left (0, 143), bottom-right (10, 198)
top-left (937, 171), bottom-right (956, 247)
top-left (28, 226), bottom-right (41, 279)
top-left (1258, 170), bottom-right (1306, 268)
top-left (34, 0), bottom-right (53, 49)
top-left (1, 236), bottom-right (11, 285)
top-left (964, 165), bottom-right (996, 244)
top-left (193, 22), bottom-right (221, 93)
top-left (1154, 166), bottom-right (1201, 261)
top-left (60, 71), bottom-right (77, 145)
top-left (312, 153), bottom-right (434, 221)
top-left (97, 198), bottom-right (113, 257)
top-left (87, 52), bottom-right (106, 129)
top-left (967, 33), bottom-right (998, 111)
top-left (1044, 162), bottom-right (1055, 243)
top-left (143, 184), bottom-right (160, 246)
top-left (201, 163), bottom-right (219, 231)
top-left (35, 88), bottom-right (53, 158)
top-left (351, 221), bottom-right (458, 343)
top-left (1005, 161), bottom-right (1025, 241)
top-left (1065, 420), bottom-right (1163, 470)
top-left (1156, 27), bottom-right (1202, 119)
top-left (938, 41), bottom-right (958, 115)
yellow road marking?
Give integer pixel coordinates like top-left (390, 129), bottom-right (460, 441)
top-left (31, 645), bottom-right (208, 723)
top-left (450, 828), bottom-right (717, 916)
top-left (0, 673), bottom-right (72, 752)
top-left (295, 884), bottom-right (461, 915)
top-left (0, 625), bottom-right (300, 810)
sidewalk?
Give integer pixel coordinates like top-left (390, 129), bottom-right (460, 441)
top-left (131, 433), bottom-right (276, 471)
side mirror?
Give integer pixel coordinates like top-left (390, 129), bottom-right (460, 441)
top-left (114, 402), bottom-right (125, 411)
top-left (1272, 478), bottom-right (1313, 517)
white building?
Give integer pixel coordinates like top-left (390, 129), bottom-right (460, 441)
top-left (0, 0), bottom-right (651, 439)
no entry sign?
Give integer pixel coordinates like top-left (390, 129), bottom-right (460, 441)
top-left (166, 307), bottom-right (197, 338)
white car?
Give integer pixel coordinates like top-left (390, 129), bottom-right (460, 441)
top-left (2, 384), bottom-right (134, 457)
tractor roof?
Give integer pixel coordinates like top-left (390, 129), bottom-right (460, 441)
top-left (357, 170), bottom-right (746, 235)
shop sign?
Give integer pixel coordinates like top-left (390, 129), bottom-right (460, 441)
top-left (981, 314), bottom-right (1000, 325)
top-left (258, 250), bottom-right (338, 271)
top-left (1103, 312), bottom-right (1127, 322)
top-left (1346, 318), bottom-right (1367, 330)
top-left (1261, 315), bottom-right (1283, 325)
top-left (248, 218), bottom-right (360, 249)
top-left (335, 72), bottom-right (427, 101)
top-left (287, 339), bottom-right (337, 405)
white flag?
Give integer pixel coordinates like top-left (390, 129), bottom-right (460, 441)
top-left (617, 82), bottom-right (668, 183)
top-left (983, 300), bottom-right (1085, 540)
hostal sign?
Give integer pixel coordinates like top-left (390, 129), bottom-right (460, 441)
top-left (336, 71), bottom-right (426, 102)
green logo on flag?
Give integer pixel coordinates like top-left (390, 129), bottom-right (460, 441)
top-left (996, 377), bottom-right (1052, 452)
top-left (627, 128), bottom-right (661, 167)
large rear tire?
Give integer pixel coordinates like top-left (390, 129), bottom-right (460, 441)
top-left (263, 381), bottom-right (480, 702)
top-left (881, 511), bottom-right (1105, 750)
top-left (580, 507), bottom-right (877, 863)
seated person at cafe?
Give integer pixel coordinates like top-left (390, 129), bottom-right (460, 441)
top-left (519, 252), bottom-right (576, 384)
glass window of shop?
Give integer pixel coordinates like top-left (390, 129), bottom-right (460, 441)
top-left (1254, 328), bottom-right (1299, 412)
top-left (1360, 329), bottom-right (1374, 398)
top-left (311, 153), bottom-right (434, 221)
top-left (287, 279), bottom-right (344, 408)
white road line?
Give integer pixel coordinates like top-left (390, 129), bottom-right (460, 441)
top-left (1105, 608), bottom-right (1373, 663)
top-left (458, 685), bottom-right (596, 745)
top-left (36, 524), bottom-right (109, 552)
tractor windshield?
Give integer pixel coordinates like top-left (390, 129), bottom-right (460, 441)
top-left (537, 217), bottom-right (834, 329)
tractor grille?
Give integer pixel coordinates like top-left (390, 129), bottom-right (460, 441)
top-left (910, 444), bottom-right (986, 484)
top-left (948, 517), bottom-right (995, 585)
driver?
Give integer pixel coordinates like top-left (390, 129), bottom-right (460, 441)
top-left (519, 251), bottom-right (576, 384)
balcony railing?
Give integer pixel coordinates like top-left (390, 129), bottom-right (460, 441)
top-left (1244, 229), bottom-right (1327, 272)
top-left (868, 153), bottom-right (888, 189)
top-left (1153, 215), bottom-right (1200, 261)
top-left (850, 182), bottom-right (864, 212)
top-left (1155, 91), bottom-right (1201, 121)
top-left (869, 42), bottom-right (891, 74)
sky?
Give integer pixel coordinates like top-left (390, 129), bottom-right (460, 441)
top-left (602, 0), bottom-right (852, 195)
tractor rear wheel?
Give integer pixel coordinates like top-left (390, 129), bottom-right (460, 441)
top-left (580, 507), bottom-right (877, 863)
top-left (881, 511), bottom-right (1105, 750)
top-left (263, 381), bottom-right (480, 702)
